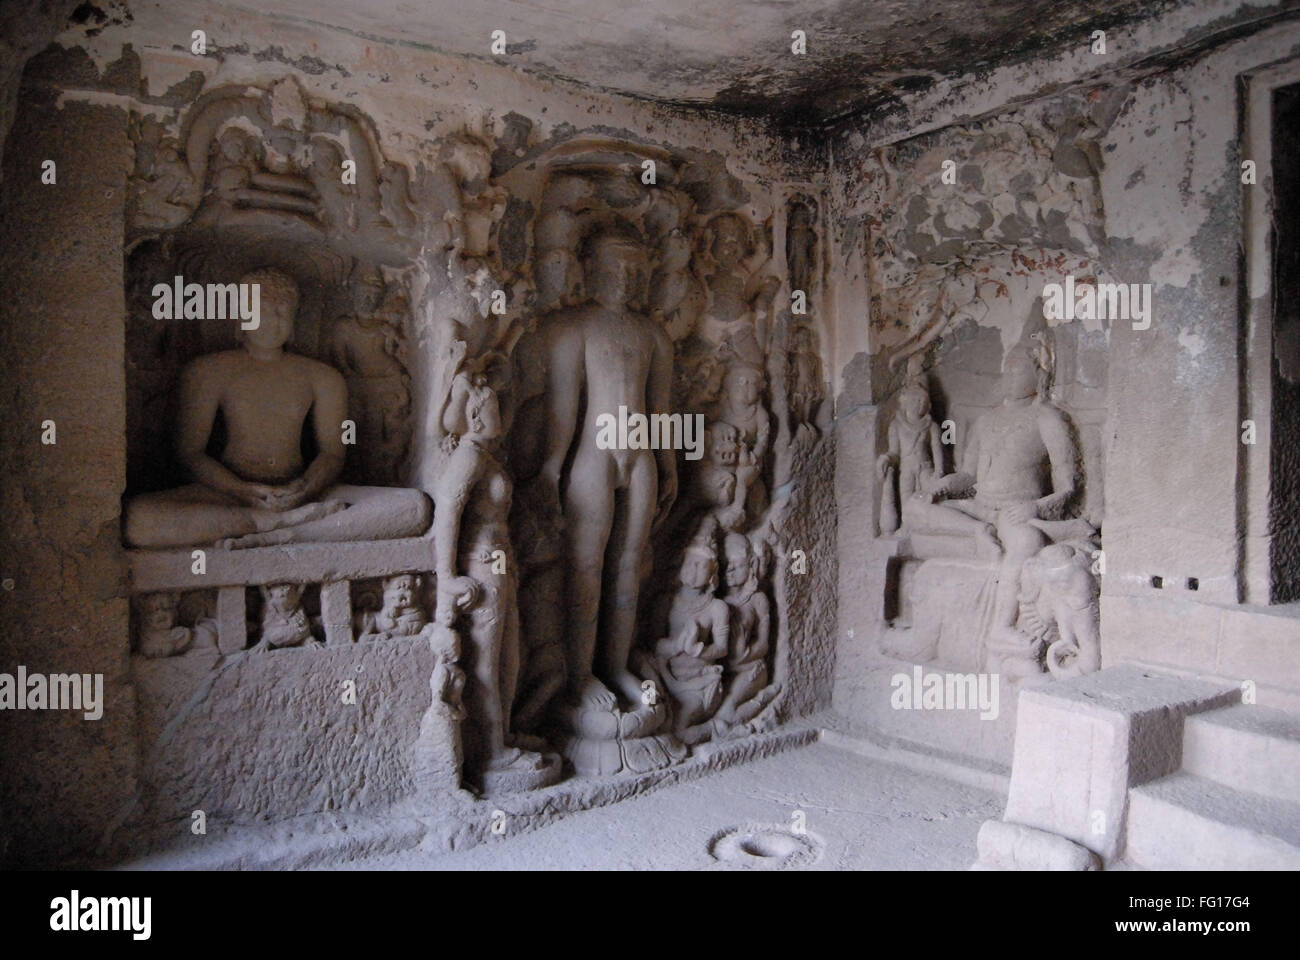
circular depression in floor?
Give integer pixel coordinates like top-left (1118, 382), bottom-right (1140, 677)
top-left (708, 823), bottom-right (823, 869)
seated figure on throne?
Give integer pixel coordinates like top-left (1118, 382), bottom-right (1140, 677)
top-left (901, 345), bottom-right (1093, 673)
top-left (123, 267), bottom-right (430, 550)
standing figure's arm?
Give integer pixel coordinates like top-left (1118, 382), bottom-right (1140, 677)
top-left (753, 406), bottom-right (771, 462)
top-left (750, 591), bottom-right (771, 661)
top-left (650, 325), bottom-right (678, 522)
top-left (433, 376), bottom-right (486, 618)
top-left (539, 322), bottom-right (582, 509)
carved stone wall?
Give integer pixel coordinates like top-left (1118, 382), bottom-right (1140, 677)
top-left (0, 8), bottom-right (834, 863)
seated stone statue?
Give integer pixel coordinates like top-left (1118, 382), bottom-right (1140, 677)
top-left (123, 268), bottom-right (430, 549)
top-left (907, 345), bottom-right (1093, 671)
top-left (715, 531), bottom-right (781, 736)
top-left (653, 526), bottom-right (731, 746)
top-left (254, 582), bottom-right (317, 649)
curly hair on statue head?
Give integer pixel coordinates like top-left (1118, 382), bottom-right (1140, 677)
top-left (238, 267), bottom-right (300, 307)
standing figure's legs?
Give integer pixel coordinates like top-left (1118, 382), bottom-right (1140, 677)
top-left (599, 452), bottom-right (659, 705)
top-left (562, 452), bottom-right (617, 707)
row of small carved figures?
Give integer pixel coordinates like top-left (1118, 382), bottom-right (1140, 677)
top-left (132, 573), bottom-right (435, 658)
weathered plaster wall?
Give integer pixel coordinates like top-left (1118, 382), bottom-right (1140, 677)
top-left (829, 16), bottom-right (1300, 733)
top-left (1096, 19), bottom-right (1300, 694)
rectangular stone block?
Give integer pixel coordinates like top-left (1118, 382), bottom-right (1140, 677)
top-left (1001, 665), bottom-right (1240, 862)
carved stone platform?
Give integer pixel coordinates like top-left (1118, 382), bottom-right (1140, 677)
top-left (127, 534), bottom-right (438, 652)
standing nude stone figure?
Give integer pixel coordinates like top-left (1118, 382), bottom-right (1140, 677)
top-left (530, 232), bottom-right (678, 709)
top-left (123, 268), bottom-right (429, 549)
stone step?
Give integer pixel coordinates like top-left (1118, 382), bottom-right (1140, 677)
top-left (1125, 772), bottom-right (1300, 870)
top-left (1183, 704), bottom-right (1300, 803)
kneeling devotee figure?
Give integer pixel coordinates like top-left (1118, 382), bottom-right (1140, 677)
top-left (124, 268), bottom-right (430, 549)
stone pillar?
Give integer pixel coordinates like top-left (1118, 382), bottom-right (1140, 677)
top-left (320, 580), bottom-right (353, 645)
top-left (0, 92), bottom-right (137, 866)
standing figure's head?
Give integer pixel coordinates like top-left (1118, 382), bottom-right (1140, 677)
top-left (535, 248), bottom-right (585, 310)
top-left (584, 231), bottom-right (648, 310)
top-left (657, 231), bottom-right (692, 273)
top-left (708, 213), bottom-right (752, 269)
top-left (445, 371), bottom-right (503, 443)
top-left (239, 267), bottom-right (299, 352)
top-left (723, 362), bottom-right (764, 409)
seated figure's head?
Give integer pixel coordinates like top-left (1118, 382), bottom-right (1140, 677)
top-left (261, 582), bottom-right (302, 615)
top-left (352, 265), bottom-right (385, 315)
top-left (723, 532), bottom-right (754, 591)
top-left (239, 268), bottom-right (299, 351)
top-left (899, 378), bottom-right (931, 423)
top-left (707, 422), bottom-right (739, 466)
top-left (383, 573), bottom-right (422, 613)
top-left (136, 592), bottom-right (180, 632)
top-left (681, 539), bottom-right (718, 592)
top-left (1000, 347), bottom-right (1040, 402)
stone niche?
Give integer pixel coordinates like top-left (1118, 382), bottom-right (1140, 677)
top-left (110, 75), bottom-right (833, 846)
top-left (839, 105), bottom-right (1117, 758)
top-left (872, 249), bottom-right (1109, 681)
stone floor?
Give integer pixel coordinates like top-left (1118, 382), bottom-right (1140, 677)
top-left (331, 741), bottom-right (1004, 870)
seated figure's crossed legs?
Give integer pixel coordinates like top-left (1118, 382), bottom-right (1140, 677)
top-left (124, 484), bottom-right (430, 550)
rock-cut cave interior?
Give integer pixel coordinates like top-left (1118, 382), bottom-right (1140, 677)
top-left (0, 0), bottom-right (1298, 877)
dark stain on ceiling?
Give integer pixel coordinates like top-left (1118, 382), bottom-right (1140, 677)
top-left (224, 0), bottom-right (1198, 128)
